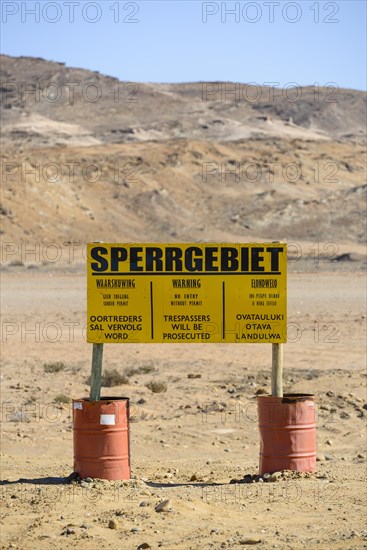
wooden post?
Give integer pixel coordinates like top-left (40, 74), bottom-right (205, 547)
top-left (90, 343), bottom-right (104, 401)
top-left (271, 343), bottom-right (283, 397)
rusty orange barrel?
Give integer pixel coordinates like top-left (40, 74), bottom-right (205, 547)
top-left (257, 394), bottom-right (316, 475)
top-left (73, 397), bottom-right (130, 480)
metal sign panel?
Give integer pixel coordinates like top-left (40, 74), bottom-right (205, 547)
top-left (87, 243), bottom-right (287, 343)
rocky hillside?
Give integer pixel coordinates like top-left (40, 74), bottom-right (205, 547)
top-left (0, 55), bottom-right (366, 265)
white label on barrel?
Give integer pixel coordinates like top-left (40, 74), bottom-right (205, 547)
top-left (100, 414), bottom-right (115, 425)
top-left (73, 402), bottom-right (83, 409)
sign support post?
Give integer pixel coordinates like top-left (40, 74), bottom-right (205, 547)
top-left (271, 342), bottom-right (283, 397)
top-left (90, 343), bottom-right (104, 401)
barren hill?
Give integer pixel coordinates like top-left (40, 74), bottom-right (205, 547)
top-left (1, 55), bottom-right (366, 146)
top-left (0, 55), bottom-right (366, 266)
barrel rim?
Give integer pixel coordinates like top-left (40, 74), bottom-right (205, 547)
top-left (73, 396), bottom-right (130, 403)
top-left (257, 393), bottom-right (315, 404)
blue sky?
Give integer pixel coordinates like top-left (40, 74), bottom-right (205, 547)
top-left (1, 1), bottom-right (366, 90)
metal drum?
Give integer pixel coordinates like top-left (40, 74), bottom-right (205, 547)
top-left (257, 394), bottom-right (316, 474)
top-left (73, 397), bottom-right (130, 480)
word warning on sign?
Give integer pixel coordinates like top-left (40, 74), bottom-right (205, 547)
top-left (87, 243), bottom-right (287, 344)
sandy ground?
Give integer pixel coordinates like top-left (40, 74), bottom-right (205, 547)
top-left (1, 268), bottom-right (366, 549)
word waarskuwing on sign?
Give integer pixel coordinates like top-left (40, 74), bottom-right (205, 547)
top-left (87, 243), bottom-right (287, 344)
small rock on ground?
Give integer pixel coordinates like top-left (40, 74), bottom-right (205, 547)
top-left (155, 499), bottom-right (172, 512)
top-left (108, 519), bottom-right (118, 529)
top-left (269, 471), bottom-right (283, 481)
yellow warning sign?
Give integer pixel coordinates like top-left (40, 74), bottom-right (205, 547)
top-left (87, 243), bottom-right (287, 343)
